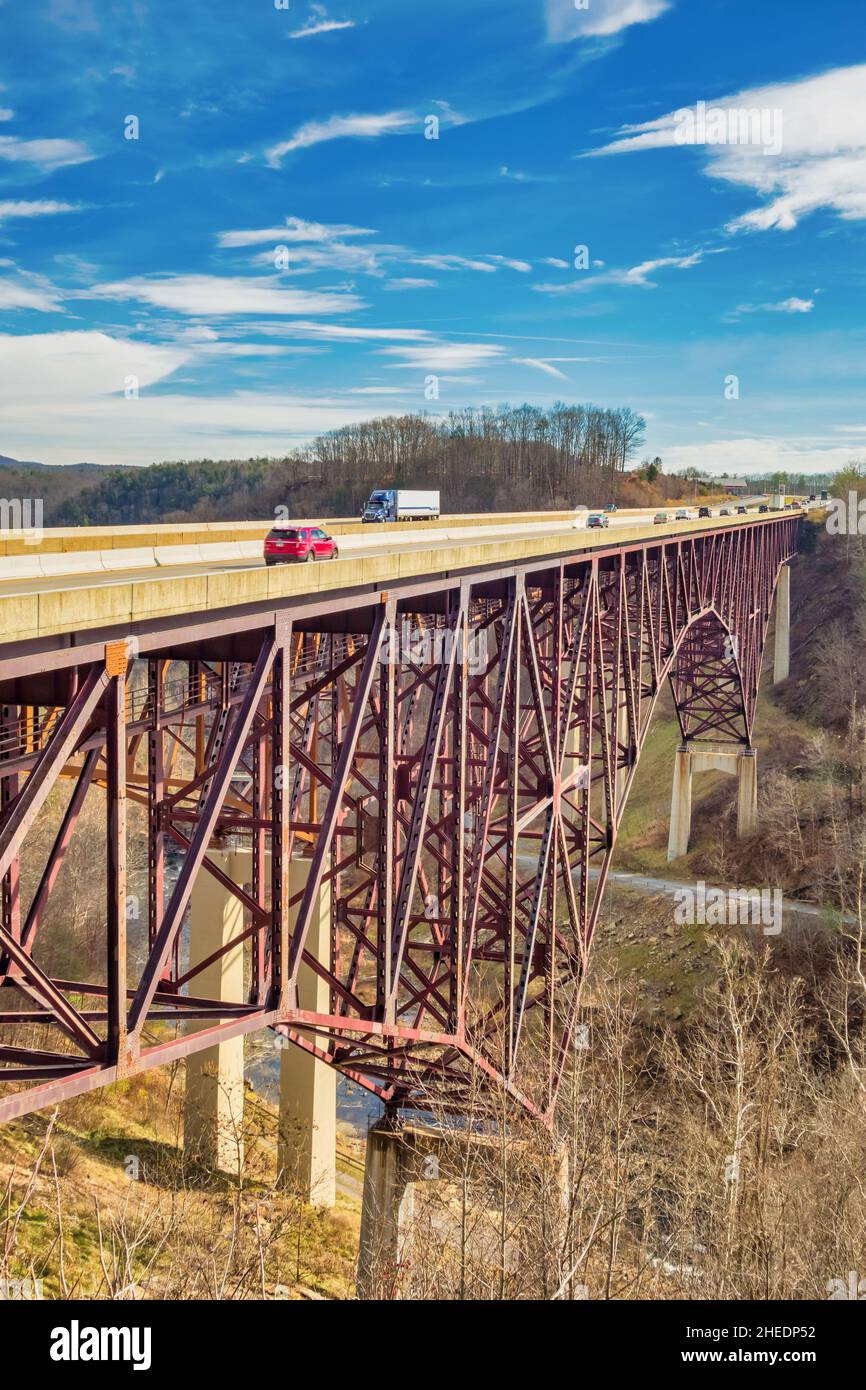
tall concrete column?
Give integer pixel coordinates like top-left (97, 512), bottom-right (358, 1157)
top-left (184, 849), bottom-right (248, 1176)
top-left (277, 857), bottom-right (336, 1208)
top-left (736, 751), bottom-right (758, 837)
top-left (667, 743), bottom-right (758, 862)
top-left (357, 1121), bottom-right (411, 1300)
top-left (667, 746), bottom-right (693, 862)
top-left (773, 564), bottom-right (791, 685)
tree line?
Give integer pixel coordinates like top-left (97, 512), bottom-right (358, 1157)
top-left (54, 403), bottom-right (646, 525)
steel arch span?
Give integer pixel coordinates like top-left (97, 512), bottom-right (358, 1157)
top-left (0, 516), bottom-right (800, 1124)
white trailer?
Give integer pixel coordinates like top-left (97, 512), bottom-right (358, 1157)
top-left (362, 488), bottom-right (440, 522)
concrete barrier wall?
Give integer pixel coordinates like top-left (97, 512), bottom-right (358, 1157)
top-left (0, 514), bottom-right (726, 581)
top-left (0, 515), bottom-right (594, 579)
top-left (0, 508), bottom-right (642, 558)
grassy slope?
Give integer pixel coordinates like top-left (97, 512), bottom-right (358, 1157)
top-left (0, 1069), bottom-right (363, 1300)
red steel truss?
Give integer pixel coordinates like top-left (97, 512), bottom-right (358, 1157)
top-left (0, 517), bottom-right (800, 1123)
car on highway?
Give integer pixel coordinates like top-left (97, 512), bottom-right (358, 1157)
top-left (603, 503), bottom-right (618, 513)
top-left (698, 506), bottom-right (711, 518)
top-left (653, 511), bottom-right (668, 524)
top-left (719, 507), bottom-right (733, 517)
top-left (264, 523), bottom-right (340, 565)
top-left (586, 513), bottom-right (609, 528)
top-left (758, 503), bottom-right (769, 513)
top-left (736, 505), bottom-right (748, 514)
top-left (674, 508), bottom-right (691, 521)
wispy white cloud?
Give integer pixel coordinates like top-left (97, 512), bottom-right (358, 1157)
top-left (0, 200), bottom-right (81, 222)
top-left (0, 109), bottom-right (14, 122)
top-left (0, 270), bottom-right (63, 312)
top-left (382, 277), bottom-right (438, 291)
top-left (535, 250), bottom-right (705, 294)
top-left (246, 321), bottom-right (433, 343)
top-left (224, 220), bottom-right (534, 282)
top-left (88, 274), bottom-right (365, 317)
top-left (725, 296), bottom-right (816, 321)
top-left (289, 5), bottom-right (355, 40)
top-left (409, 254), bottom-right (498, 273)
top-left (254, 240), bottom-right (401, 276)
top-left (266, 111), bottom-right (415, 164)
top-left (545, 0), bottom-right (671, 42)
top-left (218, 217), bottom-right (375, 248)
top-left (487, 254), bottom-right (533, 272)
top-left (512, 356), bottom-right (569, 379)
top-left (379, 342), bottom-right (506, 371)
top-left (586, 64), bottom-right (866, 233)
top-left (430, 99), bottom-right (470, 128)
top-left (0, 134), bottom-right (93, 170)
top-left (348, 386), bottom-right (414, 395)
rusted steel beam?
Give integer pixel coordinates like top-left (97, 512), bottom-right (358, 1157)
top-left (105, 642), bottom-right (129, 1065)
top-left (286, 604), bottom-right (387, 1000)
top-left (127, 634), bottom-right (276, 1037)
top-left (20, 748), bottom-right (100, 957)
top-left (0, 664), bottom-right (108, 882)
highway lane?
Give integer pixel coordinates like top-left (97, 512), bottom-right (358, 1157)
top-left (0, 506), bottom-right (785, 600)
top-left (0, 510), bottom-right (662, 597)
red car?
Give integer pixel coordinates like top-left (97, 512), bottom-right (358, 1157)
top-left (264, 523), bottom-right (340, 565)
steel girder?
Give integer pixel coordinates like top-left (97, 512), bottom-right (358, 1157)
top-left (0, 518), bottom-right (800, 1123)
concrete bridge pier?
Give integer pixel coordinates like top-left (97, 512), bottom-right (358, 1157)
top-left (356, 1120), bottom-right (570, 1300)
top-left (667, 743), bottom-right (758, 862)
top-left (773, 563), bottom-right (791, 685)
top-left (183, 850), bottom-right (336, 1203)
top-left (276, 857), bottom-right (336, 1208)
top-left (184, 849), bottom-right (248, 1176)
top-left (356, 1119), bottom-right (413, 1299)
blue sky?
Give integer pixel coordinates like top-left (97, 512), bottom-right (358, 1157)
top-left (0, 0), bottom-right (864, 474)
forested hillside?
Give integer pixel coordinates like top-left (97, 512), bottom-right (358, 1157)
top-left (4, 403), bottom-right (652, 526)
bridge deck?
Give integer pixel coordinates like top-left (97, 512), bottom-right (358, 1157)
top-left (0, 507), bottom-right (809, 650)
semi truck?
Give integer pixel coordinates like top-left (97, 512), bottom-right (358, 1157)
top-left (361, 488), bottom-right (440, 523)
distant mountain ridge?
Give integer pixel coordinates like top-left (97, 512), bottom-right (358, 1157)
top-left (0, 456), bottom-right (131, 523)
top-left (0, 455), bottom-right (108, 471)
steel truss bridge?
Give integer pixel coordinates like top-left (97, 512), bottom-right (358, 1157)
top-left (0, 514), bottom-right (800, 1124)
